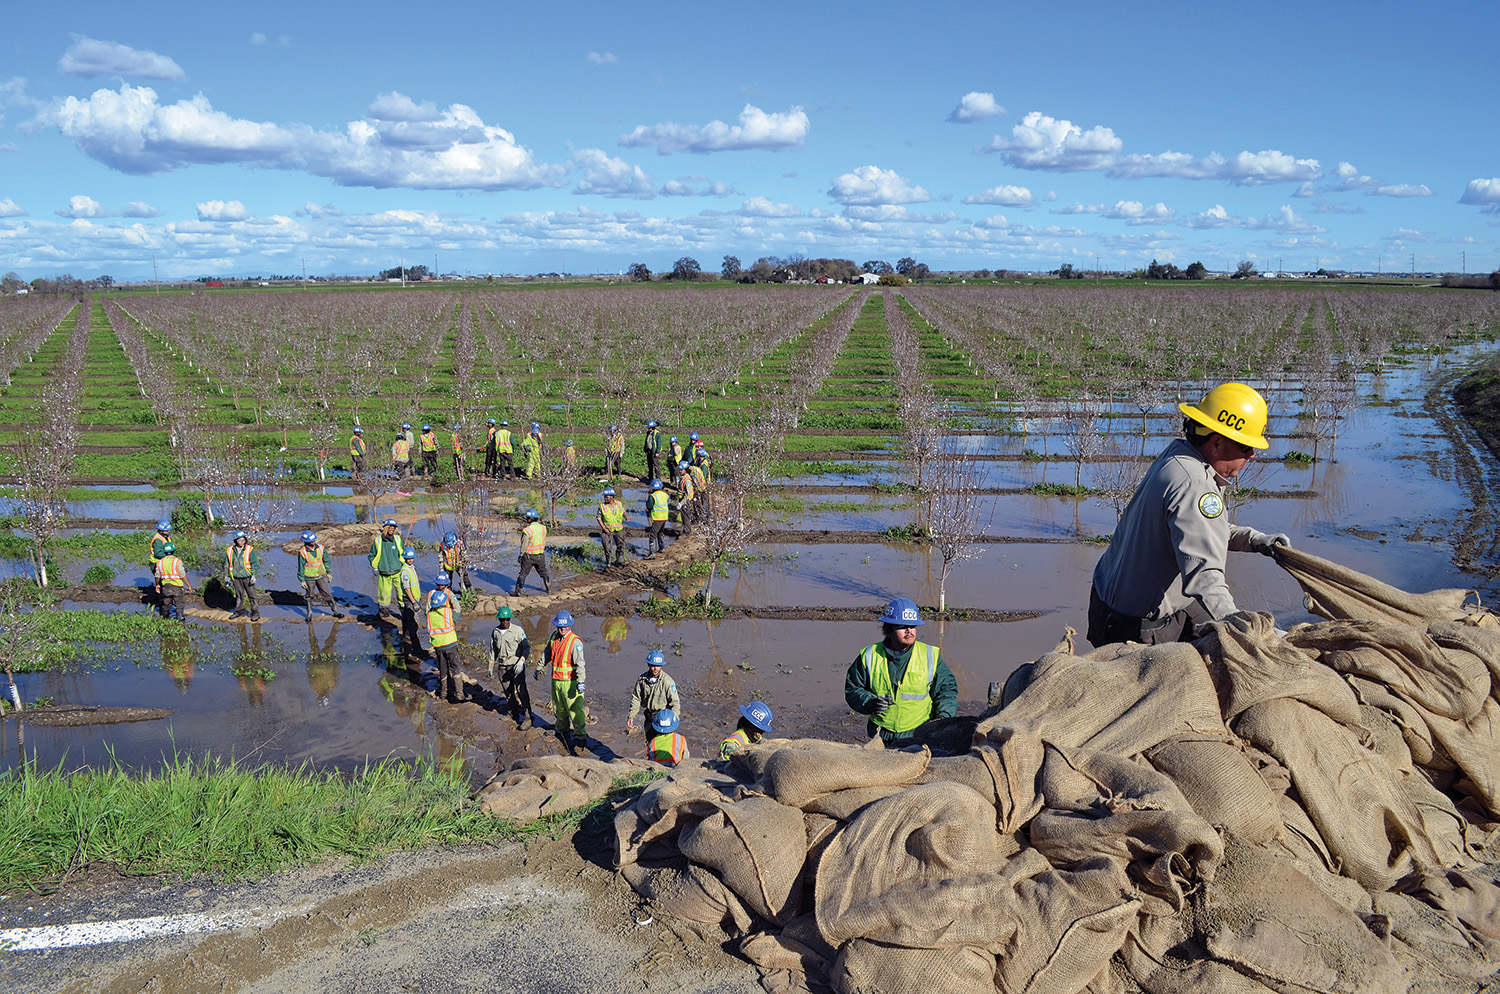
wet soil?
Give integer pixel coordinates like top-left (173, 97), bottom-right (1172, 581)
top-left (0, 705), bottom-right (171, 726)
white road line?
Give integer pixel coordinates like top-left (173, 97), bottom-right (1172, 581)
top-left (0, 909), bottom-right (274, 951)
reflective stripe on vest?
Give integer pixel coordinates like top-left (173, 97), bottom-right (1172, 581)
top-left (522, 522), bottom-right (546, 555)
top-left (678, 475), bottom-right (694, 501)
top-left (428, 602), bottom-right (457, 646)
top-left (350, 436), bottom-right (365, 456)
top-left (608, 433), bottom-right (624, 454)
top-left (299, 545), bottom-right (327, 577)
top-left (227, 544), bottom-right (254, 574)
top-left (649, 491), bottom-right (669, 521)
top-left (718, 728), bottom-right (751, 761)
top-left (861, 641), bottom-right (937, 733)
top-left (157, 556), bottom-right (185, 585)
top-left (550, 631), bottom-right (580, 681)
top-left (651, 733), bottom-right (687, 764)
top-left (497, 429), bottom-right (512, 452)
top-left (420, 432), bottom-right (437, 451)
top-left (690, 465), bottom-right (707, 490)
top-left (600, 501), bottom-right (625, 531)
top-left (150, 534), bottom-right (169, 562)
top-left (451, 432), bottom-right (462, 453)
top-left (392, 439), bottom-right (409, 460)
top-left (440, 542), bottom-right (461, 569)
top-left (400, 565), bottom-right (421, 604)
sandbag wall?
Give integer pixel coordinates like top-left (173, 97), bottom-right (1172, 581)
top-left (611, 555), bottom-right (1500, 994)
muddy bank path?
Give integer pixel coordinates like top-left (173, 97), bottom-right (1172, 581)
top-left (0, 819), bottom-right (758, 994)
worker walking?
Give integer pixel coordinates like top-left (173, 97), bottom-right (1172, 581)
top-left (643, 419), bottom-right (663, 482)
top-left (298, 531), bottom-right (346, 619)
top-left (391, 426), bottom-right (412, 481)
top-left (626, 650), bottom-right (680, 737)
top-left (645, 479), bottom-right (669, 557)
top-left (845, 597), bottom-right (958, 748)
top-left (397, 547), bottom-right (423, 653)
top-left (419, 424), bottom-right (438, 476)
top-left (368, 518), bottom-right (407, 623)
top-left (647, 709), bottom-right (689, 766)
top-left (536, 609), bottom-right (587, 754)
top-left (1088, 382), bottom-right (1290, 647)
top-left (512, 508), bottom-right (551, 595)
top-left (597, 487), bottom-right (628, 566)
top-left (718, 701), bottom-right (773, 761)
top-left (225, 530), bottom-right (261, 621)
top-left (450, 424), bottom-right (465, 479)
top-left (484, 418), bottom-right (499, 478)
top-left (605, 424), bottom-right (625, 479)
top-left (149, 520), bottom-right (173, 570)
top-left (349, 426), bottom-right (367, 477)
top-left (488, 605), bottom-right (532, 728)
top-left (496, 420), bottom-right (514, 480)
top-left (427, 588), bottom-right (463, 703)
top-left (154, 542), bottom-right (194, 620)
top-left (438, 531), bottom-right (473, 593)
top-left (671, 460), bottom-right (695, 535)
top-left (521, 425), bottom-right (541, 479)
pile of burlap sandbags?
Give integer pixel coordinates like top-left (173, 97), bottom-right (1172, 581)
top-left (475, 755), bottom-right (660, 822)
top-left (608, 548), bottom-right (1500, 994)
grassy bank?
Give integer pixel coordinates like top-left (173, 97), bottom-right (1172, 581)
top-left (0, 754), bottom-right (661, 893)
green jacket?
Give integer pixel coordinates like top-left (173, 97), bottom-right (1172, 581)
top-left (844, 640), bottom-right (958, 742)
top-left (225, 543), bottom-right (261, 579)
top-left (368, 532), bottom-right (406, 574)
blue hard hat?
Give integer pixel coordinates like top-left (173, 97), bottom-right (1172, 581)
top-left (435, 572), bottom-right (451, 586)
top-left (689, 432), bottom-right (699, 441)
top-left (524, 508), bottom-right (540, 520)
top-left (609, 424), bottom-right (618, 432)
top-left (302, 531), bottom-right (317, 544)
top-left (382, 518), bottom-right (398, 528)
top-left (650, 479), bottom-right (663, 491)
top-left (669, 435), bottom-right (678, 443)
top-left (501, 420), bottom-right (509, 426)
top-left (353, 426), bottom-right (363, 434)
top-left (401, 423), bottom-right (412, 430)
top-left (443, 531), bottom-right (458, 545)
top-left (531, 421), bottom-right (540, 429)
top-left (646, 649), bottom-right (665, 667)
top-left (651, 709), bottom-right (679, 734)
top-left (402, 547), bottom-right (416, 560)
top-left (878, 596), bottom-right (925, 627)
top-left (740, 701), bottom-right (773, 734)
top-left (646, 419), bottom-right (657, 428)
top-left (157, 520), bottom-right (172, 532)
top-left (552, 609), bottom-right (574, 629)
top-left (422, 424), bottom-right (431, 431)
top-left (233, 530), bottom-right (247, 541)
top-left (679, 460), bottom-right (689, 469)
top-left (487, 418), bottom-right (496, 425)
top-left (602, 487), bottom-right (616, 497)
top-left (431, 589), bottom-right (449, 608)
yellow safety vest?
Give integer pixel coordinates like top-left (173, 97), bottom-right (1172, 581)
top-left (157, 556), bottom-right (186, 586)
top-left (689, 465), bottom-right (707, 491)
top-left (650, 732), bottom-right (687, 764)
top-left (451, 431), bottom-right (463, 454)
top-left (718, 728), bottom-right (752, 762)
top-left (428, 602), bottom-right (457, 647)
top-left (522, 522), bottom-right (547, 554)
top-left (420, 431), bottom-right (437, 452)
top-left (440, 541), bottom-right (462, 570)
top-left (550, 631), bottom-right (581, 680)
top-left (392, 438), bottom-right (410, 461)
top-left (649, 491), bottom-right (669, 522)
top-left (677, 474), bottom-right (695, 501)
top-left (564, 445), bottom-right (576, 465)
top-left (149, 533), bottom-right (170, 564)
top-left (608, 432), bottom-right (624, 455)
top-left (861, 642), bottom-right (937, 734)
top-left (299, 544), bottom-right (328, 578)
top-left (226, 544), bottom-right (255, 576)
top-left (399, 563), bottom-right (422, 605)
top-left (497, 429), bottom-right (512, 452)
top-left (599, 500), bottom-right (625, 532)
top-left (350, 435), bottom-right (366, 457)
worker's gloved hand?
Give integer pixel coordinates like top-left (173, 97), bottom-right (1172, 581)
top-left (576, 681), bottom-right (586, 695)
top-left (1251, 532), bottom-right (1292, 556)
top-left (871, 695), bottom-right (892, 717)
top-left (486, 662), bottom-right (497, 679)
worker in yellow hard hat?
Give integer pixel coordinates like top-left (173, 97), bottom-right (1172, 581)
top-left (1087, 382), bottom-right (1290, 647)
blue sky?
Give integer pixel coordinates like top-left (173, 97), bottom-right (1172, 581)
top-left (1, 1), bottom-right (1496, 279)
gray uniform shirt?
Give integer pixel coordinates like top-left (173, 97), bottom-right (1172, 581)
top-left (627, 671), bottom-right (681, 724)
top-left (1092, 437), bottom-right (1265, 623)
top-left (489, 625), bottom-right (530, 672)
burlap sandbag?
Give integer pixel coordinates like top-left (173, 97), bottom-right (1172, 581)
top-left (728, 737), bottom-right (852, 782)
top-left (1373, 887), bottom-right (1500, 988)
top-left (1144, 736), bottom-right (1285, 845)
top-left (1235, 696), bottom-right (1443, 890)
top-left (801, 785), bottom-right (906, 822)
top-left (1430, 619), bottom-right (1500, 691)
top-left (979, 642), bottom-right (1226, 757)
top-left (476, 755), bottom-right (629, 822)
top-left (677, 794), bottom-right (808, 924)
top-left (739, 913), bottom-right (836, 978)
top-left (1197, 613), bottom-right (1363, 727)
top-left (917, 729), bottom-right (1046, 833)
top-left (758, 741), bottom-right (930, 809)
top-left (1347, 675), bottom-right (1442, 767)
top-left (831, 939), bottom-right (997, 994)
top-left (1285, 619), bottom-right (1489, 720)
top-left (1274, 544), bottom-right (1475, 626)
top-left (620, 851), bottom-right (754, 933)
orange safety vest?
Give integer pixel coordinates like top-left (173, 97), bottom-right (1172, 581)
top-left (392, 438), bottom-right (410, 461)
top-left (550, 631), bottom-right (581, 681)
top-left (522, 521), bottom-right (546, 555)
top-left (350, 435), bottom-right (366, 457)
top-left (451, 431), bottom-right (463, 454)
top-left (157, 556), bottom-right (186, 585)
top-left (428, 601), bottom-right (457, 647)
top-left (420, 431), bottom-right (437, 452)
top-left (299, 544), bottom-right (328, 578)
top-left (149, 533), bottom-right (170, 563)
top-left (650, 732), bottom-right (687, 765)
top-left (718, 728), bottom-right (752, 761)
top-left (226, 544), bottom-right (255, 576)
top-left (439, 540), bottom-right (462, 570)
top-left (608, 432), bottom-right (625, 455)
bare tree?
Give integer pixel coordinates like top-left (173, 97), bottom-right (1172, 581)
top-left (533, 449), bottom-right (586, 525)
top-left (0, 592), bottom-right (62, 711)
top-left (692, 451), bottom-right (765, 605)
top-left (924, 448), bottom-right (993, 613)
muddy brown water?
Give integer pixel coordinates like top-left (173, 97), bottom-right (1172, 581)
top-left (6, 360), bottom-right (1500, 782)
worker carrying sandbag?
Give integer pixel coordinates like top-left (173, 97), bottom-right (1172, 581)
top-left (844, 597), bottom-right (958, 748)
top-left (1088, 381), bottom-right (1290, 647)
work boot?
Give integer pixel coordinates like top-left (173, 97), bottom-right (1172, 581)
top-left (251, 611), bottom-right (262, 622)
top-left (510, 587), bottom-right (523, 597)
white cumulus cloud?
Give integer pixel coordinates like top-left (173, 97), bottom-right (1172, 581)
top-left (42, 84), bottom-right (563, 191)
top-left (984, 112), bottom-right (1122, 171)
top-left (1460, 178), bottom-right (1500, 208)
top-left (828, 165), bottom-right (930, 206)
top-left (948, 92), bottom-right (1003, 123)
top-left (121, 200), bottom-right (160, 217)
top-left (587, 52), bottom-right (618, 65)
top-left (660, 175), bottom-right (737, 197)
top-left (619, 104), bottom-right (809, 154)
top-left (962, 184), bottom-right (1033, 207)
top-left (740, 197), bottom-right (800, 217)
top-left (571, 148), bottom-right (655, 198)
top-left (59, 36), bottom-right (185, 80)
top-left (56, 194), bottom-right (105, 218)
top-left (1374, 183), bottom-right (1432, 198)
top-left (0, 197), bottom-right (25, 218)
top-left (1053, 200), bottom-right (1174, 224)
top-left (196, 199), bottom-right (249, 221)
top-left (1182, 204), bottom-right (1324, 234)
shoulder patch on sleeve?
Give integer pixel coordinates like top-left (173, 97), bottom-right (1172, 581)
top-left (1198, 493), bottom-right (1224, 519)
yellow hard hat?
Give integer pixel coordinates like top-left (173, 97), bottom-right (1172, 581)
top-left (1178, 382), bottom-right (1269, 449)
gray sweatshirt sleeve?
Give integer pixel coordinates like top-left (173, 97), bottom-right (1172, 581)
top-left (1165, 474), bottom-right (1239, 621)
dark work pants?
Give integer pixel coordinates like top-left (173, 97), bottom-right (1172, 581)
top-left (514, 553), bottom-right (551, 593)
top-left (231, 576), bottom-right (259, 618)
top-left (434, 644), bottom-right (462, 701)
top-left (1085, 586), bottom-right (1192, 648)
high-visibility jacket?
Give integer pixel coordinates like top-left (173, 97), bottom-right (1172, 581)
top-left (157, 555), bottom-right (186, 586)
top-left (549, 631), bottom-right (582, 681)
top-left (522, 521), bottom-right (547, 554)
top-left (392, 438), bottom-right (410, 461)
top-left (599, 500), bottom-right (625, 532)
top-left (650, 732), bottom-right (688, 765)
top-left (497, 428), bottom-right (512, 453)
top-left (670, 441), bottom-right (684, 464)
top-left (226, 543), bottom-right (258, 579)
top-left (563, 445), bottom-right (576, 466)
top-left (689, 465), bottom-right (707, 492)
top-left (298, 544), bottom-right (328, 579)
top-left (718, 729), bottom-right (752, 762)
top-left (649, 491), bottom-right (669, 522)
top-left (150, 532), bottom-right (171, 565)
top-left (645, 428), bottom-right (661, 454)
top-left (427, 601), bottom-right (457, 647)
top-left (486, 426), bottom-right (497, 448)
top-left (676, 473), bottom-right (695, 501)
top-left (450, 431), bottom-right (463, 455)
top-left (420, 431), bottom-right (438, 452)
top-left (399, 563), bottom-right (422, 606)
top-left (608, 432), bottom-right (625, 455)
top-left (350, 435), bottom-right (366, 457)
top-left (439, 540), bottom-right (463, 571)
top-left (860, 641), bottom-right (939, 734)
top-left (369, 532), bottom-right (406, 574)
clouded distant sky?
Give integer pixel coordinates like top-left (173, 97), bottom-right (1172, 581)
top-left (1, 1), bottom-right (1496, 279)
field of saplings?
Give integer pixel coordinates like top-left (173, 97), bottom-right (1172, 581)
top-left (3, 280), bottom-right (1500, 778)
